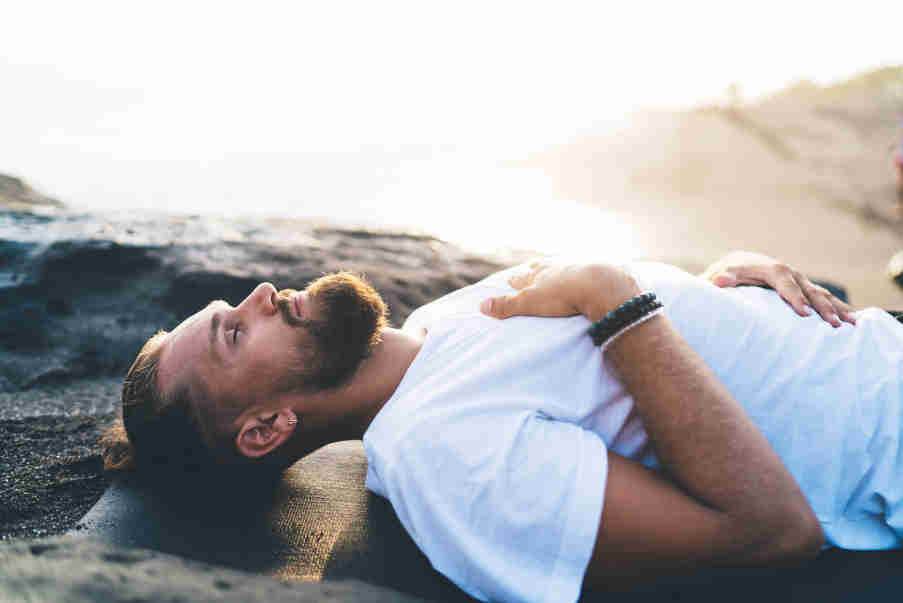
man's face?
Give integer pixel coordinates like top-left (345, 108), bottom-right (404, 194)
top-left (156, 272), bottom-right (387, 446)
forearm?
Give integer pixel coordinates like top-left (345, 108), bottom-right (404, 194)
top-left (604, 314), bottom-right (823, 560)
top-left (481, 260), bottom-right (824, 572)
top-left (480, 260), bottom-right (824, 573)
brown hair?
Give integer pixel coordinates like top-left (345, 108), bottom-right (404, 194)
top-left (103, 271), bottom-right (388, 474)
top-left (277, 271), bottom-right (389, 394)
top-left (101, 330), bottom-right (217, 472)
top-left (102, 330), bottom-right (294, 474)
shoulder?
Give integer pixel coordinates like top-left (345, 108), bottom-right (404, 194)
top-left (404, 265), bottom-right (530, 330)
top-left (366, 410), bottom-right (609, 603)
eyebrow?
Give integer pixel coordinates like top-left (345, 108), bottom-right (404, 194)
top-left (209, 311), bottom-right (222, 363)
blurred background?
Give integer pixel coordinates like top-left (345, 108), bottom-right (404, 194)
top-left (2, 0), bottom-right (903, 306)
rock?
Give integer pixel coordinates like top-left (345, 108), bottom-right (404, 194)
top-left (0, 206), bottom-right (506, 600)
top-left (0, 209), bottom-right (505, 392)
top-left (0, 537), bottom-right (426, 602)
top-left (0, 174), bottom-right (63, 210)
top-left (0, 205), bottom-right (508, 543)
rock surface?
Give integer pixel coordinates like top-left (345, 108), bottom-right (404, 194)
top-left (0, 206), bottom-right (506, 600)
top-left (0, 173), bottom-right (62, 210)
top-left (0, 537), bottom-right (425, 602)
top-left (0, 209), bottom-right (503, 396)
top-left (0, 207), bottom-right (506, 538)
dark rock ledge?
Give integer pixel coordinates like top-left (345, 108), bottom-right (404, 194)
top-left (0, 206), bottom-right (508, 601)
top-left (0, 537), bottom-right (424, 602)
top-left (0, 208), bottom-right (505, 400)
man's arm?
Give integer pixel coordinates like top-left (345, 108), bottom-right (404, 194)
top-left (702, 250), bottom-right (855, 326)
top-left (482, 263), bottom-right (824, 588)
top-left (585, 314), bottom-right (823, 587)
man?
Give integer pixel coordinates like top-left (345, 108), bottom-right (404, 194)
top-left (105, 250), bottom-right (893, 603)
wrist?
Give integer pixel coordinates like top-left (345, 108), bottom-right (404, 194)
top-left (580, 267), bottom-right (642, 322)
top-left (604, 311), bottom-right (667, 356)
top-left (589, 292), bottom-right (664, 348)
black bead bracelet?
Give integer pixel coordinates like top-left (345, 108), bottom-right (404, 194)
top-left (588, 292), bottom-right (663, 347)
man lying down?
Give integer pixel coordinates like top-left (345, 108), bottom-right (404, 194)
top-left (103, 249), bottom-right (903, 603)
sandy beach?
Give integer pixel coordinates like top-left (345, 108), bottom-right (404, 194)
top-left (520, 66), bottom-right (903, 310)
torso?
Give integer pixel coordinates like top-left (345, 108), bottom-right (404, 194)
top-left (371, 261), bottom-right (903, 549)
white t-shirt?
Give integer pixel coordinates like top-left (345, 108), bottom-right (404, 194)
top-left (363, 262), bottom-right (903, 603)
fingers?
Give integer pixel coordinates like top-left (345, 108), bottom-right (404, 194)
top-left (803, 283), bottom-right (856, 326)
top-left (839, 310), bottom-right (857, 325)
top-left (711, 263), bottom-right (857, 327)
top-left (774, 272), bottom-right (856, 327)
top-left (508, 261), bottom-right (546, 291)
top-left (832, 297), bottom-right (856, 324)
top-left (772, 270), bottom-right (849, 326)
top-left (480, 284), bottom-right (563, 320)
top-left (710, 264), bottom-right (774, 288)
top-left (508, 272), bottom-right (532, 290)
top-left (480, 292), bottom-right (522, 319)
top-left (801, 285), bottom-right (838, 325)
top-left (773, 269), bottom-right (813, 318)
top-left (710, 272), bottom-right (738, 287)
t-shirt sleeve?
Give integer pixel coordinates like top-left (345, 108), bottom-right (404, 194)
top-left (377, 411), bottom-right (608, 603)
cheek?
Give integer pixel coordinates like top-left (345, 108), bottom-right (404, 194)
top-left (251, 331), bottom-right (308, 377)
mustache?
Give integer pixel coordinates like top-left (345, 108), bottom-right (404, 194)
top-left (275, 288), bottom-right (348, 355)
top-left (276, 289), bottom-right (318, 330)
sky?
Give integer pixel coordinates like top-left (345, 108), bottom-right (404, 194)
top-left (1, 0), bottom-right (901, 254)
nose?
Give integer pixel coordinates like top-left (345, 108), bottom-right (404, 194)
top-left (237, 282), bottom-right (278, 316)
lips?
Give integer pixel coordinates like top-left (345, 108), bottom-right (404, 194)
top-left (292, 292), bottom-right (304, 320)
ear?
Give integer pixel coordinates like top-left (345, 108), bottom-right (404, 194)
top-left (235, 408), bottom-right (298, 459)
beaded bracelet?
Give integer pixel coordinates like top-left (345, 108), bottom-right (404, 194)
top-left (588, 292), bottom-right (664, 349)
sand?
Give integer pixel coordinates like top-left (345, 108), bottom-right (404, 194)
top-left (520, 67), bottom-right (903, 309)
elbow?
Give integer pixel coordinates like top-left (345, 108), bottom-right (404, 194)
top-left (738, 504), bottom-right (824, 566)
top-left (765, 510), bottom-right (825, 565)
top-left (787, 515), bottom-right (826, 562)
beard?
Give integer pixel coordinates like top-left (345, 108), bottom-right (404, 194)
top-left (275, 271), bottom-right (388, 393)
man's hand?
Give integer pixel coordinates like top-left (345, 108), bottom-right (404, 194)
top-left (479, 260), bottom-right (640, 322)
top-left (481, 255), bottom-right (825, 585)
top-left (703, 251), bottom-right (855, 327)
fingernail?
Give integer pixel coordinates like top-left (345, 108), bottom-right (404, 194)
top-left (802, 304), bottom-right (812, 316)
top-left (480, 299), bottom-right (493, 314)
top-left (713, 273), bottom-right (736, 286)
top-left (832, 313), bottom-right (841, 326)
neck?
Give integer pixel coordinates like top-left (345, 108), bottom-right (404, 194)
top-left (290, 326), bottom-right (424, 447)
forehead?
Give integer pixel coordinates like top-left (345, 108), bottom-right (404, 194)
top-left (157, 301), bottom-right (224, 402)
